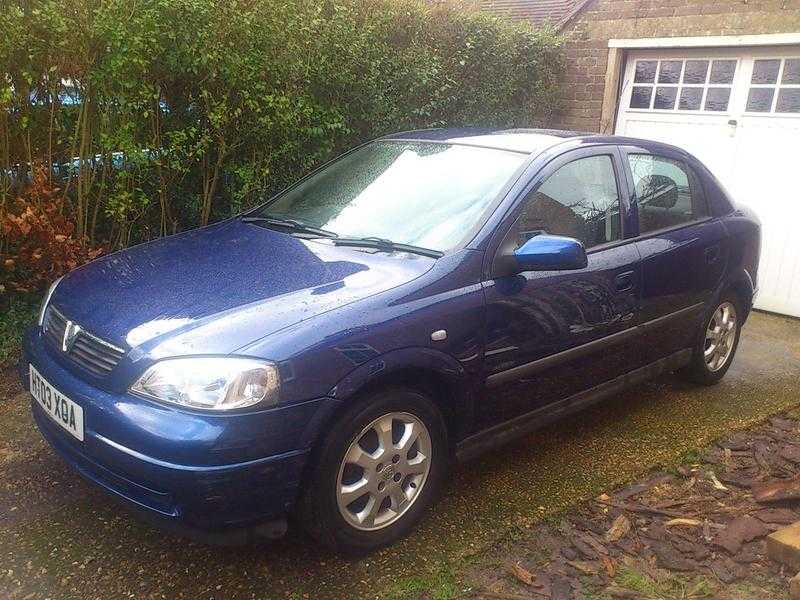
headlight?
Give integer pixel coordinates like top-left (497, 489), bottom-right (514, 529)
top-left (130, 357), bottom-right (280, 410)
top-left (38, 276), bottom-right (63, 326)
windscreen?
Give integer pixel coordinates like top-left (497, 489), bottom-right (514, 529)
top-left (258, 141), bottom-right (527, 252)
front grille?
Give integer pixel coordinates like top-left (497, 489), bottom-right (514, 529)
top-left (43, 306), bottom-right (126, 376)
top-left (42, 306), bottom-right (67, 348)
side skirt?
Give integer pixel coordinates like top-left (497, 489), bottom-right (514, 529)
top-left (455, 348), bottom-right (692, 463)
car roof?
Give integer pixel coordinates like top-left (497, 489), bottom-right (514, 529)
top-left (379, 127), bottom-right (687, 157)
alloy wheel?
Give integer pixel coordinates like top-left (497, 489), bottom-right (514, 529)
top-left (704, 301), bottom-right (737, 372)
top-left (336, 412), bottom-right (432, 531)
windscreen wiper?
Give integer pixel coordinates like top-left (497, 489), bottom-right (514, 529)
top-left (243, 217), bottom-right (442, 258)
top-left (331, 236), bottom-right (443, 258)
top-left (241, 215), bottom-right (338, 238)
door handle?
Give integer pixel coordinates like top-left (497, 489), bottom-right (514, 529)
top-left (614, 271), bottom-right (635, 292)
top-left (705, 245), bottom-right (721, 264)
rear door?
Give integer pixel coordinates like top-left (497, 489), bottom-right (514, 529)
top-left (479, 146), bottom-right (644, 425)
top-left (620, 147), bottom-right (728, 364)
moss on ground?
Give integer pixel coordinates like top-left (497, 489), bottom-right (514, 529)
top-left (612, 563), bottom-right (714, 599)
top-left (388, 565), bottom-right (460, 600)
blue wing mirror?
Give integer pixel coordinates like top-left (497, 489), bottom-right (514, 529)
top-left (513, 234), bottom-right (588, 272)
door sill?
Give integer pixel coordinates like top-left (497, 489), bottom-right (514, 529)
top-left (455, 349), bottom-right (692, 463)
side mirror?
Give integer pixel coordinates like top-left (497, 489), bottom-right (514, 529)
top-left (513, 234), bottom-right (588, 272)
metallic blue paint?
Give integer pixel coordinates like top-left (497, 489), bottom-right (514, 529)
top-left (514, 234), bottom-right (588, 271)
top-left (20, 128), bottom-right (761, 540)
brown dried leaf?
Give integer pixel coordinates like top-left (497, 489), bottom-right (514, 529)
top-left (708, 471), bottom-right (729, 491)
top-left (664, 518), bottom-right (702, 528)
top-left (508, 562), bottom-right (536, 586)
top-left (566, 560), bottom-right (600, 575)
top-left (604, 514), bottom-right (631, 543)
top-left (1, 167), bottom-right (106, 292)
top-left (601, 555), bottom-right (617, 578)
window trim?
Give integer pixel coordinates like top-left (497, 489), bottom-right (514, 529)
top-left (585, 235), bottom-right (636, 255)
top-left (686, 162), bottom-right (711, 218)
top-left (630, 216), bottom-right (715, 242)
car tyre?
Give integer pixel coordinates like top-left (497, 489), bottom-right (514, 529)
top-left (680, 293), bottom-right (742, 386)
top-left (299, 387), bottom-right (448, 554)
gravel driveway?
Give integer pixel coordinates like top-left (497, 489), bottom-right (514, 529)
top-left (1, 311), bottom-right (799, 600)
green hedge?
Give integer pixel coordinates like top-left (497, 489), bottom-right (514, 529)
top-left (0, 294), bottom-right (37, 366)
top-left (0, 0), bottom-right (563, 248)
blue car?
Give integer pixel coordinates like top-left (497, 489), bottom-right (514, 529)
top-left (20, 129), bottom-right (760, 553)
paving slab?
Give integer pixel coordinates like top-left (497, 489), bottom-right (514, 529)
top-left (768, 522), bottom-right (800, 572)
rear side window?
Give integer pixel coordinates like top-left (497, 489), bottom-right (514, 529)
top-left (517, 155), bottom-right (621, 249)
top-left (628, 154), bottom-right (709, 234)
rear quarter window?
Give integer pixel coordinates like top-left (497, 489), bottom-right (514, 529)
top-left (628, 154), bottom-right (709, 234)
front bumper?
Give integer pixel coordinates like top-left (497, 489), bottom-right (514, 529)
top-left (20, 328), bottom-right (340, 540)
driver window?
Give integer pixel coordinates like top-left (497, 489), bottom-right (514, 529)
top-left (516, 155), bottom-right (621, 249)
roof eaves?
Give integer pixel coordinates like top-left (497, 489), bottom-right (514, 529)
top-left (555, 0), bottom-right (596, 30)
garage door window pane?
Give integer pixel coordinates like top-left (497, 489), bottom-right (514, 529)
top-left (629, 59), bottom-right (735, 113)
top-left (704, 87), bottom-right (731, 111)
top-left (520, 156), bottom-right (620, 248)
top-left (635, 61), bottom-right (657, 83)
top-left (777, 89), bottom-right (800, 113)
top-left (746, 87), bottom-right (775, 112)
top-left (654, 87), bottom-right (677, 109)
top-left (679, 87), bottom-right (703, 110)
top-left (683, 60), bottom-right (709, 84)
top-left (630, 86), bottom-right (653, 109)
top-left (752, 59), bottom-right (781, 84)
top-left (658, 61), bottom-right (682, 84)
top-left (783, 59), bottom-right (800, 84)
top-left (629, 154), bottom-right (705, 234)
top-left (709, 60), bottom-right (736, 84)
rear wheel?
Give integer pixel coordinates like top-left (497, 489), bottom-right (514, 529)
top-left (681, 295), bottom-right (742, 385)
top-left (299, 388), bottom-right (448, 554)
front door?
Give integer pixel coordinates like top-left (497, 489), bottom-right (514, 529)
top-left (481, 147), bottom-right (643, 424)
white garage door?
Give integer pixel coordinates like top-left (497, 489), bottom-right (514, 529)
top-left (616, 46), bottom-right (800, 317)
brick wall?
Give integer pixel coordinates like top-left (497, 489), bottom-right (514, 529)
top-left (552, 0), bottom-right (800, 131)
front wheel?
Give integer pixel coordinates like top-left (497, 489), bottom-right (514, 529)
top-left (680, 295), bottom-right (742, 385)
top-left (299, 388), bottom-right (448, 554)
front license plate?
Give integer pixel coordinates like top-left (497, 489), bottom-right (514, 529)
top-left (29, 364), bottom-right (85, 442)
